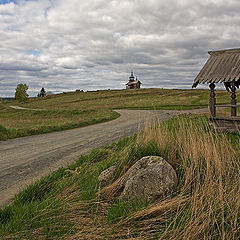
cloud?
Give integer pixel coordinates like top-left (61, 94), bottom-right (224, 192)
top-left (0, 0), bottom-right (240, 97)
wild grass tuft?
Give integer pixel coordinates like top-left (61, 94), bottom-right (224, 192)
top-left (107, 200), bottom-right (149, 224)
top-left (14, 168), bottom-right (66, 205)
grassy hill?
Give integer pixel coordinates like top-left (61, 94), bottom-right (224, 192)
top-left (0, 88), bottom-right (239, 239)
top-left (0, 88), bottom-right (236, 140)
top-left (0, 114), bottom-right (239, 239)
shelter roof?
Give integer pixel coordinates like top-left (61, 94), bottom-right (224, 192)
top-left (192, 48), bottom-right (240, 87)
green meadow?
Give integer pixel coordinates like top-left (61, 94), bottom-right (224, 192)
top-left (0, 88), bottom-right (236, 140)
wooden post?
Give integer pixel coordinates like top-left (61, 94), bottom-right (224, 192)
top-left (231, 82), bottom-right (237, 116)
top-left (209, 83), bottom-right (216, 119)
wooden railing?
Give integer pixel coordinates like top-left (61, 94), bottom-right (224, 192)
top-left (215, 104), bottom-right (240, 108)
top-left (212, 104), bottom-right (240, 119)
top-left (209, 82), bottom-right (238, 118)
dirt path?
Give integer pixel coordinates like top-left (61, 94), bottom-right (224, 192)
top-left (0, 109), bottom-right (208, 207)
top-left (9, 105), bottom-right (45, 111)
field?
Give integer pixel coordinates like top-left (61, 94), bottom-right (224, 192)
top-left (0, 114), bottom-right (239, 239)
top-left (0, 88), bottom-right (237, 140)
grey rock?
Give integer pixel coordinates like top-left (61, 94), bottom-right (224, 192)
top-left (65, 169), bottom-right (77, 174)
top-left (119, 156), bottom-right (177, 201)
top-left (98, 165), bottom-right (117, 187)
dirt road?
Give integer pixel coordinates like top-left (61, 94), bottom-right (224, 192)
top-left (0, 109), bottom-right (207, 207)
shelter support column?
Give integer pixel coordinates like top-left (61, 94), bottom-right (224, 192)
top-left (231, 82), bottom-right (237, 116)
top-left (209, 83), bottom-right (216, 118)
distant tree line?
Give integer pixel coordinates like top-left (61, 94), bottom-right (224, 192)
top-left (14, 84), bottom-right (84, 102)
top-left (14, 84), bottom-right (48, 102)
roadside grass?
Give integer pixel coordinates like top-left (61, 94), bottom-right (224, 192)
top-left (1, 88), bottom-right (237, 140)
top-left (0, 107), bottom-right (119, 140)
top-left (1, 114), bottom-right (239, 239)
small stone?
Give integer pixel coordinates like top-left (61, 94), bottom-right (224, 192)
top-left (65, 169), bottom-right (77, 174)
top-left (98, 166), bottom-right (117, 187)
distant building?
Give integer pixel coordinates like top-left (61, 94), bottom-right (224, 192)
top-left (126, 71), bottom-right (141, 89)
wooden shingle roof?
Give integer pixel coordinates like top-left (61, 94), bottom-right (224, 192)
top-left (192, 48), bottom-right (240, 87)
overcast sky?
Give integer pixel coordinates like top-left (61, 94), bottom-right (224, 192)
top-left (1, 0), bottom-right (240, 97)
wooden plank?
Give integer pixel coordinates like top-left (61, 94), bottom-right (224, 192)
top-left (215, 104), bottom-right (240, 108)
top-left (213, 116), bottom-right (240, 121)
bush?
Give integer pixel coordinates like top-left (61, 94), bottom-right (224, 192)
top-left (15, 84), bottom-right (29, 102)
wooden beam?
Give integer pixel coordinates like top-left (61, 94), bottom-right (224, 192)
top-left (215, 104), bottom-right (240, 108)
top-left (209, 83), bottom-right (216, 118)
top-left (231, 82), bottom-right (237, 116)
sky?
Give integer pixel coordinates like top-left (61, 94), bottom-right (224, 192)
top-left (1, 0), bottom-right (240, 97)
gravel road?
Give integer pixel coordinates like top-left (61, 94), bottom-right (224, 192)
top-left (0, 109), bottom-right (207, 207)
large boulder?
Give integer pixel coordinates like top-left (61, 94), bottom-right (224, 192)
top-left (98, 166), bottom-right (117, 187)
top-left (119, 156), bottom-right (177, 201)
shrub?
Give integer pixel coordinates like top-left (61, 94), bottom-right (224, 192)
top-left (15, 83), bottom-right (29, 102)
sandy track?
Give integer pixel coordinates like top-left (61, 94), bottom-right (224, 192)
top-left (9, 105), bottom-right (45, 111)
top-left (0, 109), bottom-right (207, 207)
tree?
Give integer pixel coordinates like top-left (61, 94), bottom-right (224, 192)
top-left (15, 84), bottom-right (29, 102)
top-left (39, 87), bottom-right (46, 97)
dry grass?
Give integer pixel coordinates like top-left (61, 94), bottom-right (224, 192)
top-left (116, 115), bottom-right (240, 239)
top-left (66, 115), bottom-right (240, 239)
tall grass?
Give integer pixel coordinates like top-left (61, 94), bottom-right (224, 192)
top-left (1, 115), bottom-right (239, 239)
top-left (125, 115), bottom-right (240, 239)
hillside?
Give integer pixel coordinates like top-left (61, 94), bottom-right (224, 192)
top-left (0, 88), bottom-right (236, 140)
top-left (0, 114), bottom-right (239, 239)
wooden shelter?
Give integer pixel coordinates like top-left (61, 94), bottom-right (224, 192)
top-left (192, 48), bottom-right (240, 132)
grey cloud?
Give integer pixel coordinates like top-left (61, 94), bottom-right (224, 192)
top-left (0, 0), bottom-right (240, 97)
top-left (0, 65), bottom-right (46, 72)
